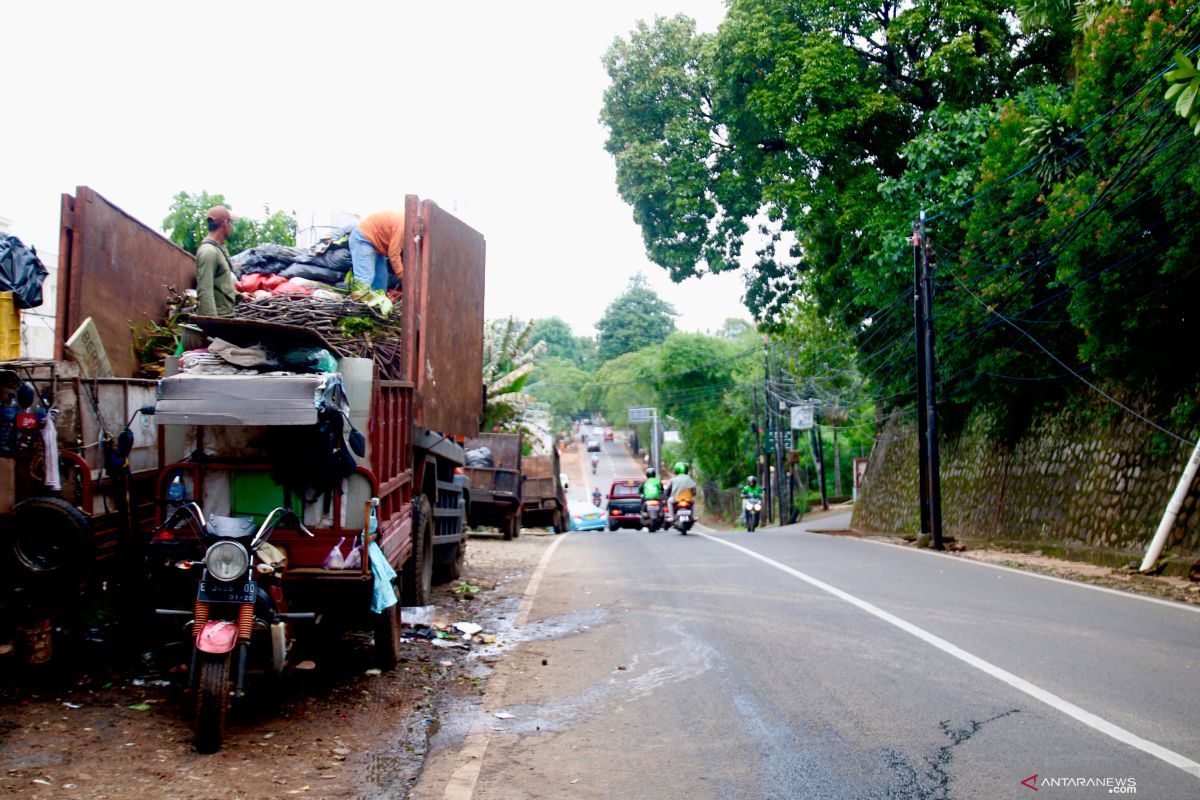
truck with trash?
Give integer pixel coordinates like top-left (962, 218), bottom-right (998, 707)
top-left (520, 449), bottom-right (566, 533)
top-left (462, 432), bottom-right (523, 539)
top-left (1, 186), bottom-right (487, 706)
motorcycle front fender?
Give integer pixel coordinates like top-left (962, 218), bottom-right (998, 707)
top-left (196, 620), bottom-right (239, 654)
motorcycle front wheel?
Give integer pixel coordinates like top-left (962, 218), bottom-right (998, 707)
top-left (194, 652), bottom-right (232, 753)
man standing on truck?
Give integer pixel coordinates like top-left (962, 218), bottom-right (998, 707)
top-left (350, 210), bottom-right (405, 291)
top-left (195, 205), bottom-right (240, 317)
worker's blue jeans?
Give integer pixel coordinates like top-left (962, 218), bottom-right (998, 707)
top-left (349, 227), bottom-right (389, 290)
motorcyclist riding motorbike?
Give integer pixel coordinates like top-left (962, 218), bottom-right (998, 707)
top-left (666, 462), bottom-right (697, 523)
top-left (590, 452), bottom-right (600, 474)
top-left (740, 476), bottom-right (763, 531)
top-left (592, 487), bottom-right (603, 507)
top-left (639, 467), bottom-right (664, 529)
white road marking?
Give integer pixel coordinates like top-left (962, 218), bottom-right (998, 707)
top-left (442, 534), bottom-right (568, 800)
top-left (697, 531), bottom-right (1200, 780)
top-left (847, 535), bottom-right (1200, 616)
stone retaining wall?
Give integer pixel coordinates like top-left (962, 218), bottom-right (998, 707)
top-left (852, 405), bottom-right (1200, 566)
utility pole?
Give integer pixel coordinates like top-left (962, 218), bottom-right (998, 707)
top-left (751, 386), bottom-right (763, 501)
top-left (814, 418), bottom-right (829, 511)
top-left (770, 342), bottom-right (786, 526)
top-left (762, 337), bottom-right (774, 525)
top-left (916, 212), bottom-right (944, 550)
top-left (913, 220), bottom-right (932, 537)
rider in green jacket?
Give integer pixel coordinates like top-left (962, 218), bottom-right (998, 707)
top-left (740, 476), bottom-right (763, 499)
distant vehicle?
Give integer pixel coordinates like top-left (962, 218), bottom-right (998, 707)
top-left (586, 440), bottom-right (601, 453)
top-left (568, 499), bottom-right (606, 531)
top-left (593, 426), bottom-right (605, 437)
top-left (605, 478), bottom-right (645, 531)
top-left (604, 427), bottom-right (614, 441)
top-left (560, 472), bottom-right (569, 490)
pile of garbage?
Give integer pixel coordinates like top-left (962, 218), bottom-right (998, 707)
top-left (232, 295), bottom-right (404, 379)
top-left (231, 227), bottom-right (377, 297)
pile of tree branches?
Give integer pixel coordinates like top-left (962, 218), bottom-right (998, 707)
top-left (233, 295), bottom-right (405, 380)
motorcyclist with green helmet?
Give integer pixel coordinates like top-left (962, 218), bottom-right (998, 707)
top-left (666, 461), bottom-right (697, 522)
top-left (740, 475), bottom-right (763, 499)
top-left (639, 467), bottom-right (664, 529)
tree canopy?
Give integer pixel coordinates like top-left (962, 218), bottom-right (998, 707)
top-left (595, 274), bottom-right (678, 362)
top-left (602, 0), bottom-right (1200, 437)
top-left (162, 190), bottom-right (297, 255)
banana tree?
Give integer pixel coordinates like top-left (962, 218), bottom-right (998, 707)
top-left (482, 318), bottom-right (547, 432)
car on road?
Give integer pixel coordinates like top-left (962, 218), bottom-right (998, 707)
top-left (605, 478), bottom-right (645, 530)
top-left (568, 499), bottom-right (607, 531)
top-left (586, 440), bottom-right (601, 453)
top-left (604, 427), bottom-right (614, 441)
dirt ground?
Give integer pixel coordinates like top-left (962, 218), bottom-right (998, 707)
top-left (0, 531), bottom-right (556, 800)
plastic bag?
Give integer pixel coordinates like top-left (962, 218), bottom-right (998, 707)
top-left (343, 536), bottom-right (362, 570)
top-left (282, 347), bottom-right (338, 373)
top-left (0, 236), bottom-right (49, 309)
top-left (323, 536), bottom-right (347, 570)
top-left (368, 540), bottom-right (398, 612)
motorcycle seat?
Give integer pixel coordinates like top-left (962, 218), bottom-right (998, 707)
top-left (205, 515), bottom-right (258, 539)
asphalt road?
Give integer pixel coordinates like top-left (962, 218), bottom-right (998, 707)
top-left (417, 437), bottom-right (1200, 800)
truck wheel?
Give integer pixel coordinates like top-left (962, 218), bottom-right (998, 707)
top-left (502, 514), bottom-right (520, 541)
top-left (607, 520), bottom-right (618, 532)
top-left (5, 497), bottom-right (92, 588)
top-left (551, 510), bottom-right (564, 534)
top-left (373, 602), bottom-right (403, 670)
top-left (401, 497), bottom-right (434, 606)
top-left (194, 653), bottom-right (231, 753)
top-left (434, 537), bottom-right (465, 583)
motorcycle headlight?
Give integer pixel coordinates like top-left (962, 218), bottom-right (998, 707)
top-left (204, 541), bottom-right (249, 582)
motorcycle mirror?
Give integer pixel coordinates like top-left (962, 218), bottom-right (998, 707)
top-left (16, 381), bottom-right (36, 408)
top-left (175, 560), bottom-right (193, 570)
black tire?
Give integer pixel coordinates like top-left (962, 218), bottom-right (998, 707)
top-left (5, 496), bottom-right (92, 588)
top-left (502, 514), bottom-right (520, 541)
top-left (401, 497), bottom-right (434, 606)
top-left (373, 602), bottom-right (403, 670)
top-left (551, 510), bottom-right (564, 534)
top-left (435, 537), bottom-right (465, 583)
top-left (194, 653), bottom-right (231, 753)
top-left (607, 520), bottom-right (618, 532)
top-left (650, 519), bottom-right (661, 532)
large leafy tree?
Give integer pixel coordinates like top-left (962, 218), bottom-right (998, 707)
top-left (595, 274), bottom-right (678, 362)
top-left (162, 190), bottom-right (297, 255)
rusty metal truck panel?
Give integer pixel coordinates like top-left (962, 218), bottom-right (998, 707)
top-left (55, 187), bottom-right (196, 378)
top-left (412, 200), bottom-right (485, 437)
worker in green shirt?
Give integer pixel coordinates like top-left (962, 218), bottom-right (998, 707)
top-left (195, 205), bottom-right (240, 317)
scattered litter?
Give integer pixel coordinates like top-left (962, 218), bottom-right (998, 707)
top-left (131, 679), bottom-right (145, 686)
top-left (128, 703), bottom-right (151, 712)
top-left (435, 630), bottom-right (456, 640)
top-left (571, 778), bottom-right (581, 784)
top-left (452, 582), bottom-right (482, 595)
top-left (453, 622), bottom-right (483, 636)
top-left (32, 778), bottom-right (51, 786)
top-left (493, 712), bottom-right (515, 720)
top-left (439, 660), bottom-right (453, 668)
top-left (430, 640), bottom-right (469, 650)
top-left (401, 605), bottom-right (435, 626)
top-left (263, 732), bottom-right (275, 739)
top-left (616, 665), bottom-right (627, 671)
top-left (62, 702), bottom-right (83, 709)
top-left (364, 668), bottom-right (382, 676)
top-left (478, 634), bottom-right (496, 644)
top-left (541, 659), bottom-right (548, 666)
top-left (295, 660), bottom-right (316, 670)
top-left (62, 784), bottom-right (77, 790)
top-left (331, 747), bottom-right (351, 756)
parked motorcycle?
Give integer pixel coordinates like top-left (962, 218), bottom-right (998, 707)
top-left (641, 499), bottom-right (664, 532)
top-left (742, 496), bottom-right (762, 532)
top-left (670, 500), bottom-right (694, 535)
top-left (153, 502), bottom-right (315, 753)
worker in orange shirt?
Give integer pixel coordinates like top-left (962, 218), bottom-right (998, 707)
top-left (350, 211), bottom-right (405, 291)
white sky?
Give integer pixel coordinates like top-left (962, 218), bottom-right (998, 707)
top-left (0, 0), bottom-right (751, 338)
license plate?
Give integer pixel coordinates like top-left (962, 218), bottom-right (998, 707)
top-left (678, 510), bottom-right (692, 519)
top-left (198, 580), bottom-right (257, 604)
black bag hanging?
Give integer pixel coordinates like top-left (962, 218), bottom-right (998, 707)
top-left (0, 236), bottom-right (49, 309)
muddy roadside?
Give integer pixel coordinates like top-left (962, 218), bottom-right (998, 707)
top-left (0, 532), bottom-right (556, 800)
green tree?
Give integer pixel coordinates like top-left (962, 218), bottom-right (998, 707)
top-left (162, 190), bottom-right (297, 255)
top-left (528, 357), bottom-right (590, 427)
top-left (595, 274), bottom-right (678, 362)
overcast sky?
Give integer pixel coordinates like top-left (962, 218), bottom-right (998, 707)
top-left (0, 0), bottom-right (751, 338)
